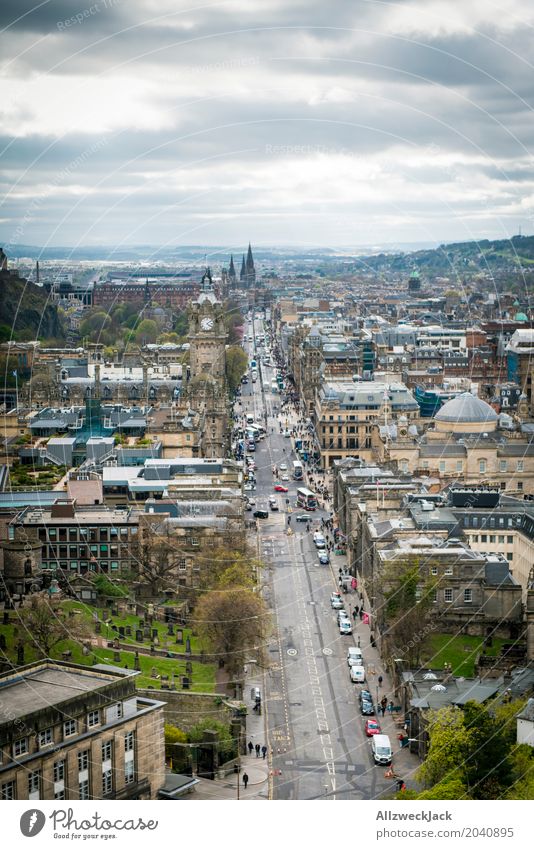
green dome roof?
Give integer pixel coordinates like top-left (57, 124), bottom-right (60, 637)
top-left (514, 312), bottom-right (528, 322)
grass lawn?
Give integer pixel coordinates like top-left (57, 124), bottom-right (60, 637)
top-left (421, 632), bottom-right (507, 677)
top-left (62, 600), bottom-right (203, 653)
top-left (0, 603), bottom-right (216, 693)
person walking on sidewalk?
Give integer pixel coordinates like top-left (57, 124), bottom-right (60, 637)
top-left (261, 745), bottom-right (267, 760)
top-left (255, 743), bottom-right (260, 758)
top-left (243, 772), bottom-right (249, 790)
top-left (248, 741), bottom-right (253, 755)
top-left (353, 606), bottom-right (359, 619)
top-left (380, 696), bottom-right (387, 717)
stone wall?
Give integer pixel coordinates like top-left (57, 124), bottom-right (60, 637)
top-left (137, 687), bottom-right (238, 732)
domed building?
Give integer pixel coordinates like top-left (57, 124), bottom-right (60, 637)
top-left (434, 392), bottom-right (498, 434)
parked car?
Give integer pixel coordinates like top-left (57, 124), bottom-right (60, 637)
top-left (359, 689), bottom-right (372, 704)
top-left (337, 610), bottom-right (350, 623)
top-left (279, 463), bottom-right (288, 471)
top-left (295, 514), bottom-right (309, 523)
top-left (313, 532), bottom-right (326, 549)
top-left (318, 552), bottom-right (330, 565)
top-left (330, 593), bottom-right (344, 610)
top-left (360, 696), bottom-right (375, 716)
top-left (371, 734), bottom-right (392, 765)
top-left (347, 647), bottom-right (363, 666)
top-left (349, 664), bottom-right (365, 682)
top-left (281, 473), bottom-right (290, 481)
top-left (274, 484), bottom-right (288, 492)
top-left (244, 483), bottom-right (256, 491)
top-left (339, 620), bottom-right (353, 635)
top-left (365, 719), bottom-right (381, 737)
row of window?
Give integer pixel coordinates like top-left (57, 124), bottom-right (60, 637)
top-left (43, 544), bottom-right (125, 558)
top-left (41, 561), bottom-right (128, 572)
top-left (4, 734), bottom-right (135, 800)
top-left (469, 534), bottom-right (514, 545)
top-left (37, 527), bottom-right (133, 542)
top-left (12, 708), bottom-right (120, 758)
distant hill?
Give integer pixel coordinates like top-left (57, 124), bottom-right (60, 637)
top-left (0, 269), bottom-right (64, 342)
top-left (351, 235), bottom-right (534, 278)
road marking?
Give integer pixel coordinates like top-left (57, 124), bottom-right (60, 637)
top-left (287, 648), bottom-right (298, 656)
top-left (322, 647), bottom-right (333, 655)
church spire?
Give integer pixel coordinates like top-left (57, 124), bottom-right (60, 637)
top-left (228, 254), bottom-right (236, 280)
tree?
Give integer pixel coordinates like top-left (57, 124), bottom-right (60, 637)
top-left (417, 705), bottom-right (471, 789)
top-left (194, 587), bottom-right (267, 677)
top-left (134, 319), bottom-right (158, 345)
top-left (134, 538), bottom-right (184, 596)
top-left (188, 718), bottom-right (235, 761)
top-left (462, 701), bottom-right (513, 798)
top-left (225, 345), bottom-right (248, 393)
top-left (19, 594), bottom-right (91, 659)
top-left (380, 558), bottom-right (436, 666)
top-left (164, 724), bottom-right (188, 762)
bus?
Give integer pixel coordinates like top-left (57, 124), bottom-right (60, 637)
top-left (296, 487), bottom-right (317, 511)
top-left (293, 460), bottom-right (304, 481)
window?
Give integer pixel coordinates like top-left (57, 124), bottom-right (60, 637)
top-left (78, 750), bottom-right (89, 772)
top-left (464, 589), bottom-right (472, 604)
top-left (489, 535), bottom-right (496, 543)
top-left (431, 566), bottom-right (438, 576)
top-left (517, 460), bottom-right (524, 472)
top-left (28, 770), bottom-right (41, 798)
top-left (124, 760), bottom-right (135, 784)
top-left (88, 710), bottom-right (100, 727)
top-left (102, 770), bottom-right (113, 796)
top-left (444, 588), bottom-right (453, 603)
top-left (480, 534), bottom-right (487, 543)
top-left (13, 737), bottom-right (28, 757)
top-left (507, 552), bottom-right (513, 561)
top-left (79, 779), bottom-right (90, 800)
top-left (432, 590), bottom-right (437, 604)
top-left (1, 781), bottom-right (16, 800)
top-left (444, 565), bottom-right (453, 576)
top-left (507, 535), bottom-right (514, 544)
top-left (178, 558), bottom-right (187, 571)
top-left (53, 761), bottom-right (65, 783)
top-left (456, 460), bottom-right (463, 472)
top-left (500, 460), bottom-right (507, 473)
top-left (124, 731), bottom-right (134, 752)
top-left (39, 728), bottom-right (53, 747)
top-left (498, 535), bottom-right (505, 544)
top-left (479, 459), bottom-right (487, 474)
top-left (102, 740), bottom-right (112, 761)
top-left (439, 460), bottom-right (446, 473)
top-left (64, 720), bottom-right (76, 737)
top-left (55, 789), bottom-right (66, 800)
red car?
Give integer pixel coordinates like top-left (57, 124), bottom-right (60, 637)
top-left (365, 719), bottom-right (381, 737)
top-left (274, 484), bottom-right (288, 492)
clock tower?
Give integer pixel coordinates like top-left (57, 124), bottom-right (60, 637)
top-left (188, 268), bottom-right (227, 382)
top-left (185, 268), bottom-right (230, 458)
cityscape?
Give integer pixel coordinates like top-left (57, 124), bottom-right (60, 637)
top-left (0, 0), bottom-right (533, 828)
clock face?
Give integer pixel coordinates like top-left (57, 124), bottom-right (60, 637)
top-left (200, 317), bottom-right (214, 331)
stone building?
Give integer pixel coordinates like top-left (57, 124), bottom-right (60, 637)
top-left (0, 660), bottom-right (165, 800)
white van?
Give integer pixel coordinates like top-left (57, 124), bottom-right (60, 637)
top-left (246, 414), bottom-right (254, 425)
top-left (313, 532), bottom-right (326, 549)
top-left (347, 647), bottom-right (363, 667)
top-left (371, 734), bottom-right (392, 765)
top-left (349, 665), bottom-right (365, 683)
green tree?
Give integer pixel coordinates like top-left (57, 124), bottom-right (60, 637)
top-left (381, 558), bottom-right (436, 666)
top-left (134, 319), bottom-right (158, 345)
top-left (417, 705), bottom-right (471, 789)
top-left (188, 718), bottom-right (235, 761)
top-left (462, 701), bottom-right (513, 798)
top-left (225, 345), bottom-right (248, 393)
top-left (164, 724), bottom-right (188, 761)
top-left (19, 594), bottom-right (91, 658)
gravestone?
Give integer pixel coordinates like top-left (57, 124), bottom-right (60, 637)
top-left (82, 643), bottom-right (90, 656)
top-left (113, 638), bottom-right (120, 650)
top-left (102, 609), bottom-right (109, 621)
top-left (113, 651), bottom-right (121, 663)
top-left (2, 611), bottom-right (10, 625)
top-left (125, 625), bottom-right (132, 637)
top-left (111, 624), bottom-right (118, 633)
top-left (143, 626), bottom-right (151, 639)
top-left (95, 622), bottom-right (102, 634)
top-left (111, 607), bottom-right (118, 617)
top-left (185, 661), bottom-right (193, 675)
top-left (152, 628), bottom-right (158, 641)
top-left (150, 644), bottom-right (156, 655)
top-left (134, 652), bottom-right (141, 671)
top-left (185, 636), bottom-right (191, 654)
top-left (17, 643), bottom-right (25, 665)
top-left (118, 626), bottom-right (125, 639)
top-left (176, 629), bottom-right (183, 644)
top-left (135, 629), bottom-right (143, 642)
top-left (151, 666), bottom-right (158, 678)
top-left (139, 619), bottom-right (145, 629)
top-left (167, 623), bottom-right (174, 636)
top-left (0, 634), bottom-right (6, 650)
top-left (182, 676), bottom-right (190, 690)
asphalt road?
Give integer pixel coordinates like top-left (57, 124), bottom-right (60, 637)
top-left (236, 318), bottom-right (397, 801)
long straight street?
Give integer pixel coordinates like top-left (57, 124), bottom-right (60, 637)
top-left (235, 316), bottom-right (406, 800)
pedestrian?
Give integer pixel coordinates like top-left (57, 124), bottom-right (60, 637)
top-left (381, 696), bottom-right (387, 716)
top-left (248, 740), bottom-right (253, 755)
top-left (255, 743), bottom-right (260, 758)
top-left (353, 606), bottom-right (359, 619)
top-left (388, 700), bottom-right (394, 713)
top-left (261, 745), bottom-right (267, 759)
top-left (242, 772), bottom-right (249, 790)
top-left (378, 675), bottom-right (383, 687)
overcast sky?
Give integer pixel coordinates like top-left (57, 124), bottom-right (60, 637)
top-left (1, 0), bottom-right (534, 251)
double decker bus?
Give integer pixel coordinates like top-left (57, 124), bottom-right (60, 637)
top-left (296, 487), bottom-right (317, 511)
top-left (293, 460), bottom-right (304, 481)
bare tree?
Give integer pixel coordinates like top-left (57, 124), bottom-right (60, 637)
top-left (19, 593), bottom-right (91, 659)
